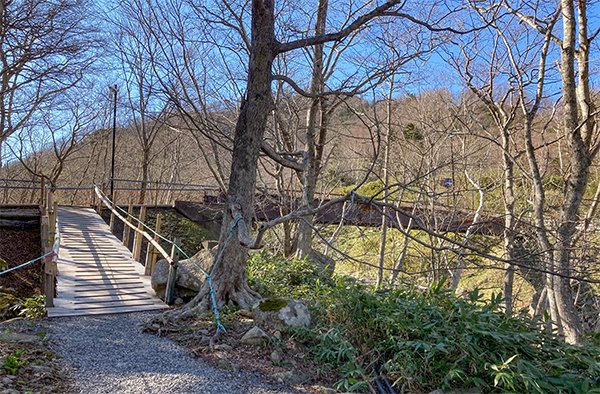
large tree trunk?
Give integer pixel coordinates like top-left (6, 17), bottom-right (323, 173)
top-left (184, 0), bottom-right (275, 313)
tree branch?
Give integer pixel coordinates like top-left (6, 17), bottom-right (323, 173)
top-left (277, 0), bottom-right (405, 53)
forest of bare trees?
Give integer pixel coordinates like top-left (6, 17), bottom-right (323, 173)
top-left (1, 0), bottom-right (600, 350)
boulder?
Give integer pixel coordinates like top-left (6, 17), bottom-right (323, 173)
top-left (240, 326), bottom-right (270, 345)
top-left (252, 298), bottom-right (311, 329)
top-left (307, 249), bottom-right (336, 277)
top-left (0, 331), bottom-right (41, 344)
top-left (150, 249), bottom-right (215, 301)
top-left (272, 370), bottom-right (310, 385)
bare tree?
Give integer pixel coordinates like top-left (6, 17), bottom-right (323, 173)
top-left (0, 0), bottom-right (99, 166)
top-left (456, 0), bottom-right (600, 344)
top-left (113, 17), bottom-right (172, 204)
top-left (7, 89), bottom-right (104, 187)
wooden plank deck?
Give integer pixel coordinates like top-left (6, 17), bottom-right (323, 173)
top-left (47, 207), bottom-right (168, 317)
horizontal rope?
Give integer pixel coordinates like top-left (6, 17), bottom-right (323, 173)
top-left (0, 233), bottom-right (59, 277)
top-left (0, 254), bottom-right (47, 276)
top-left (1, 215), bottom-right (60, 277)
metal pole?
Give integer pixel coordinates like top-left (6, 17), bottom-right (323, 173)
top-left (110, 85), bottom-right (118, 201)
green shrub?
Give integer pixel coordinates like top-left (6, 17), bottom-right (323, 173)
top-left (316, 282), bottom-right (600, 392)
top-left (403, 123), bottom-right (424, 141)
top-left (247, 251), bottom-right (333, 299)
top-left (12, 295), bottom-right (46, 319)
top-left (1, 292), bottom-right (45, 320)
top-left (250, 252), bottom-right (600, 393)
top-left (3, 349), bottom-right (26, 374)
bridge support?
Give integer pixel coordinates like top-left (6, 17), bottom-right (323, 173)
top-left (165, 238), bottom-right (180, 305)
top-left (144, 214), bottom-right (162, 276)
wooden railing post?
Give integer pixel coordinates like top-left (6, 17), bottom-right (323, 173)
top-left (109, 207), bottom-right (116, 232)
top-left (132, 206), bottom-right (146, 261)
top-left (41, 214), bottom-right (56, 307)
top-left (43, 190), bottom-right (58, 308)
top-left (47, 191), bottom-right (56, 232)
top-left (165, 237), bottom-right (180, 305)
top-left (122, 202), bottom-right (133, 249)
top-left (40, 177), bottom-right (47, 215)
top-left (144, 214), bottom-right (161, 275)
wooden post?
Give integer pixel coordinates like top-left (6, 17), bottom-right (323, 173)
top-left (40, 177), bottom-right (47, 215)
top-left (90, 186), bottom-right (95, 208)
top-left (165, 237), bottom-right (180, 305)
top-left (47, 192), bottom-right (56, 229)
top-left (41, 215), bottom-right (55, 307)
top-left (132, 206), bottom-right (146, 261)
top-left (144, 214), bottom-right (162, 275)
top-left (122, 202), bottom-right (133, 249)
top-left (109, 209), bottom-right (116, 232)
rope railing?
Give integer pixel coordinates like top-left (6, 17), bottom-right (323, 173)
top-left (94, 185), bottom-right (226, 332)
top-left (0, 236), bottom-right (59, 276)
top-left (1, 207), bottom-right (60, 311)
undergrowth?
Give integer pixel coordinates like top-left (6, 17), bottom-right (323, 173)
top-left (247, 252), bottom-right (600, 393)
top-left (0, 292), bottom-right (46, 320)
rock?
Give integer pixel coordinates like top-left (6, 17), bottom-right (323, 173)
top-left (215, 355), bottom-right (232, 370)
top-left (174, 298), bottom-right (184, 305)
top-left (253, 298), bottom-right (311, 329)
top-left (313, 386), bottom-right (336, 394)
top-left (0, 331), bottom-right (40, 344)
top-left (2, 376), bottom-right (14, 385)
top-left (307, 249), bottom-right (336, 277)
top-left (150, 249), bottom-right (215, 301)
top-left (270, 350), bottom-right (282, 364)
top-left (240, 326), bottom-right (269, 346)
top-left (30, 364), bottom-right (53, 374)
top-left (213, 344), bottom-right (232, 351)
top-left (150, 259), bottom-right (169, 299)
top-left (272, 370), bottom-right (310, 385)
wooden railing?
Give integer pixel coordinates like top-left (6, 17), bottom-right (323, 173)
top-left (94, 185), bottom-right (182, 305)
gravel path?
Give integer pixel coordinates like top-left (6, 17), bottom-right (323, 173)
top-left (45, 311), bottom-right (297, 394)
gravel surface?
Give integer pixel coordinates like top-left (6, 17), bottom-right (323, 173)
top-left (45, 311), bottom-right (298, 394)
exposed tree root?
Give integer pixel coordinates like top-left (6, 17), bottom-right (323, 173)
top-left (144, 280), bottom-right (262, 339)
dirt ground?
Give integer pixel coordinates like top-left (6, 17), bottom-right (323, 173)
top-left (146, 311), bottom-right (338, 393)
top-left (0, 318), bottom-right (71, 394)
top-left (0, 229), bottom-right (42, 299)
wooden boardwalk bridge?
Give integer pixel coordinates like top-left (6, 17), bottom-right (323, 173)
top-left (47, 207), bottom-right (167, 317)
